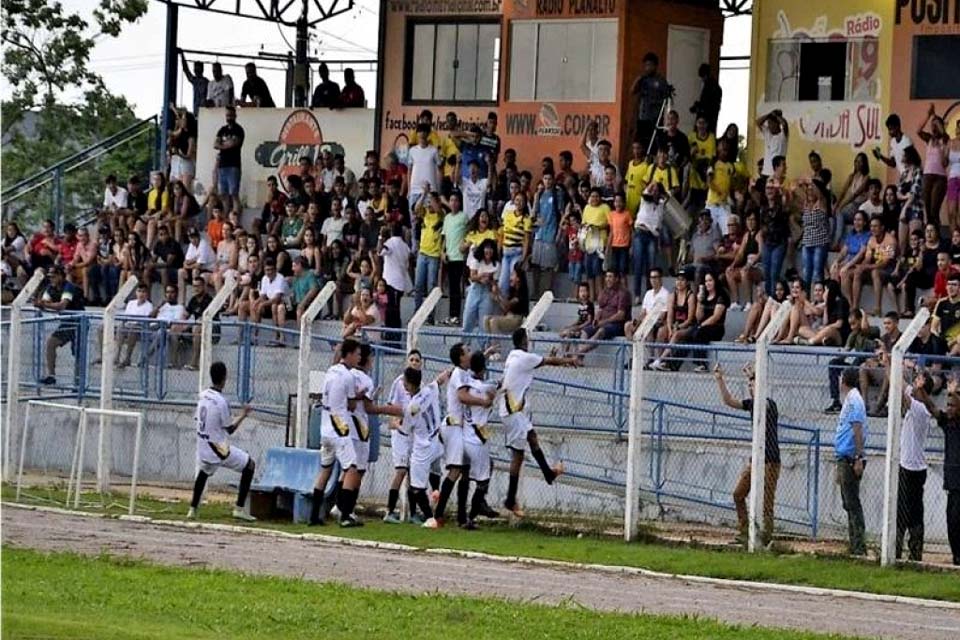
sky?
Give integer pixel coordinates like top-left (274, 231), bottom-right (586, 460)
top-left (13, 1), bottom-right (752, 137)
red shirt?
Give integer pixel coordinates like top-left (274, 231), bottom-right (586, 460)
top-left (30, 232), bottom-right (60, 258)
top-left (566, 225), bottom-right (583, 262)
top-left (59, 237), bottom-right (79, 264)
top-left (934, 267), bottom-right (960, 299)
top-left (383, 164), bottom-right (408, 190)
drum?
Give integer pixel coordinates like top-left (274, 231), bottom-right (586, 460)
top-left (662, 194), bottom-right (690, 236)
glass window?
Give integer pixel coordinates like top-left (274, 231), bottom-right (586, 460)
top-left (911, 35), bottom-right (960, 100)
top-left (405, 20), bottom-right (500, 104)
top-left (765, 38), bottom-right (878, 102)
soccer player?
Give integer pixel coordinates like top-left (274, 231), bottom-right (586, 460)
top-left (401, 366), bottom-right (451, 529)
top-left (384, 350), bottom-right (424, 523)
top-left (500, 328), bottom-right (579, 517)
top-left (187, 361), bottom-right (256, 521)
top-left (309, 339), bottom-right (363, 527)
top-left (461, 351), bottom-right (498, 529)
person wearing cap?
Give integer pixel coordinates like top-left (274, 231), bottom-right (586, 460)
top-left (37, 266), bottom-right (85, 385)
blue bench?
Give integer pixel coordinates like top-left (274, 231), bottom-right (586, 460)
top-left (250, 447), bottom-right (333, 523)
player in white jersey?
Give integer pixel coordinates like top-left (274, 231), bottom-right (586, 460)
top-left (500, 328), bottom-right (579, 517)
top-left (187, 361), bottom-right (256, 521)
top-left (395, 366), bottom-right (451, 528)
top-left (461, 351), bottom-right (499, 529)
top-left (309, 339), bottom-right (362, 526)
top-left (384, 350), bottom-right (426, 523)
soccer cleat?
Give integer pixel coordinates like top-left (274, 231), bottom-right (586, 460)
top-left (460, 519), bottom-right (478, 530)
top-left (329, 505), bottom-right (341, 519)
top-left (650, 359), bottom-right (668, 371)
top-left (824, 402), bottom-right (842, 415)
top-left (382, 511), bottom-right (402, 524)
top-left (186, 507), bottom-right (197, 520)
top-left (422, 517), bottom-right (440, 529)
top-left (478, 503), bottom-right (500, 519)
top-left (409, 514), bottom-right (425, 525)
top-left (339, 514), bottom-right (364, 528)
top-left (40, 376), bottom-right (56, 385)
top-left (232, 508), bottom-right (256, 522)
top-left (308, 517), bottom-right (326, 526)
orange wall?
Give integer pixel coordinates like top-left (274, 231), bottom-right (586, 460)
top-left (377, 0), bottom-right (722, 176)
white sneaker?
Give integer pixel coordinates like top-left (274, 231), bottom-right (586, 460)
top-left (651, 359), bottom-right (669, 371)
top-left (186, 507), bottom-right (197, 520)
top-left (232, 507), bottom-right (256, 522)
top-left (743, 302), bottom-right (752, 312)
top-left (729, 302), bottom-right (743, 312)
top-left (422, 517), bottom-right (440, 529)
top-left (330, 505), bottom-right (341, 519)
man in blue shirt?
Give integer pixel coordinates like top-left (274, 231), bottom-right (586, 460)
top-left (530, 171), bottom-right (568, 298)
top-left (452, 126), bottom-right (488, 183)
top-left (836, 366), bottom-right (868, 555)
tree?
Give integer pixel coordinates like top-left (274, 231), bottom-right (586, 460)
top-left (2, 0), bottom-right (151, 228)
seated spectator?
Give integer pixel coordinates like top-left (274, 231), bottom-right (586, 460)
top-left (824, 309), bottom-right (878, 414)
top-left (115, 283), bottom-right (154, 369)
top-left (796, 279), bottom-right (850, 346)
top-left (169, 179), bottom-right (200, 243)
top-left (149, 284), bottom-right (189, 367)
top-left (346, 254), bottom-right (377, 295)
top-left (69, 227), bottom-right (97, 304)
top-left (280, 201), bottom-right (306, 249)
top-left (229, 253), bottom-right (262, 316)
top-left (933, 251), bottom-right (959, 303)
top-left (262, 233), bottom-right (292, 278)
top-left (27, 219), bottom-right (61, 273)
top-left (688, 271), bottom-right (729, 371)
top-left (283, 256), bottom-right (320, 334)
top-left (90, 226), bottom-right (122, 304)
top-left (121, 174), bottom-right (148, 234)
top-left (299, 227), bottom-right (323, 273)
top-left (359, 206), bottom-right (382, 254)
top-left (147, 225), bottom-right (184, 290)
top-left (933, 272), bottom-right (960, 356)
top-left (321, 199), bottom-right (347, 248)
top-left (851, 215), bottom-right (898, 315)
top-left (714, 214), bottom-right (741, 287)
top-left (211, 221), bottom-right (239, 291)
top-left (725, 211), bottom-right (764, 310)
top-left (37, 266), bottom-right (85, 385)
top-left (776, 278), bottom-right (818, 344)
top-left (58, 223), bottom-right (79, 270)
top-left (560, 282), bottom-right (594, 346)
top-left (238, 257), bottom-right (289, 346)
top-left (342, 287), bottom-right (378, 339)
top-left (462, 238), bottom-right (499, 336)
top-left (859, 311), bottom-right (902, 416)
top-left (484, 264), bottom-right (529, 335)
top-left (321, 239), bottom-right (351, 320)
top-left (3, 222), bottom-right (28, 283)
top-left (576, 270), bottom-right (631, 356)
top-left (891, 229), bottom-right (923, 316)
top-left (624, 267), bottom-right (669, 340)
top-left (736, 282), bottom-right (780, 344)
top-left (143, 171), bottom-right (171, 249)
top-left (897, 223), bottom-right (943, 317)
top-left (258, 175), bottom-right (288, 236)
top-left (101, 174), bottom-right (129, 230)
top-left (177, 228), bottom-right (216, 302)
top-left (206, 203), bottom-right (227, 250)
top-left (832, 210), bottom-right (870, 301)
top-left (119, 230), bottom-right (149, 285)
top-left (650, 269), bottom-right (696, 368)
top-left (688, 209), bottom-right (720, 284)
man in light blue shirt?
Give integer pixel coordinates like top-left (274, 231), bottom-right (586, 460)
top-left (836, 366), bottom-right (868, 555)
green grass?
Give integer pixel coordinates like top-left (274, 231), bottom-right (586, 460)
top-left (1, 547), bottom-right (854, 640)
top-left (7, 486), bottom-right (960, 603)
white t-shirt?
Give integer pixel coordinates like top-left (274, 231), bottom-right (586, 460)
top-left (123, 299), bottom-right (154, 317)
top-left (408, 144), bottom-right (440, 194)
top-left (900, 393), bottom-right (930, 471)
top-left (634, 199), bottom-right (664, 234)
top-left (185, 239), bottom-right (216, 270)
top-left (380, 235), bottom-right (412, 292)
top-left (445, 366), bottom-right (471, 425)
top-left (499, 349), bottom-right (544, 418)
top-left (195, 387), bottom-right (231, 448)
top-left (103, 186), bottom-right (129, 210)
top-left (461, 177), bottom-right (489, 219)
top-left (320, 216), bottom-right (346, 246)
top-left (4, 235), bottom-right (27, 262)
top-left (321, 362), bottom-right (356, 439)
top-left (406, 381), bottom-right (441, 447)
top-left (350, 369), bottom-right (374, 442)
top-left (259, 273), bottom-right (289, 300)
top-left (641, 286), bottom-right (670, 319)
top-left (463, 377), bottom-right (497, 445)
top-left (156, 302), bottom-right (186, 323)
top-left (762, 123), bottom-right (788, 176)
top-left (858, 200), bottom-right (884, 217)
top-left (206, 76), bottom-right (234, 107)
top-left (890, 134), bottom-right (914, 176)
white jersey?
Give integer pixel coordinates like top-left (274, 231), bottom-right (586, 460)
top-left (321, 363), bottom-right (356, 439)
top-left (900, 394), bottom-right (931, 472)
top-left (498, 349), bottom-right (544, 418)
top-left (195, 387), bottom-right (232, 451)
top-left (350, 369), bottom-right (374, 442)
top-left (463, 378), bottom-right (497, 445)
top-left (405, 381), bottom-right (441, 448)
top-left (445, 366), bottom-right (471, 426)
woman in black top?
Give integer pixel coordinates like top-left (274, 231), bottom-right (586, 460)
top-left (881, 184), bottom-right (902, 236)
top-left (689, 271), bottom-right (729, 371)
top-left (898, 226), bottom-right (942, 317)
top-left (169, 180), bottom-right (200, 243)
top-left (262, 234), bottom-right (292, 278)
top-left (797, 279), bottom-right (849, 346)
top-left (761, 182), bottom-right (791, 296)
top-left (484, 264), bottom-right (529, 335)
top-left (168, 109), bottom-right (197, 190)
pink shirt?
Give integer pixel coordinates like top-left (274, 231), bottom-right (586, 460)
top-left (924, 140), bottom-right (947, 177)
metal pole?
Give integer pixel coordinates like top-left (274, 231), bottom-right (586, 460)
top-left (3, 271), bottom-right (44, 481)
top-left (199, 274), bottom-right (237, 395)
top-left (624, 300), bottom-right (666, 542)
top-left (748, 301), bottom-right (792, 552)
top-left (160, 3), bottom-right (179, 165)
top-left (294, 14), bottom-right (309, 108)
top-left (98, 276), bottom-right (139, 492)
top-left (296, 282), bottom-right (337, 447)
top-left (880, 308), bottom-right (929, 566)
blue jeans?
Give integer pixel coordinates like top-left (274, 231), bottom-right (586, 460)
top-left (802, 244), bottom-right (828, 291)
top-left (462, 283), bottom-right (494, 335)
top-left (218, 166), bottom-right (240, 196)
top-left (762, 242), bottom-right (787, 297)
top-left (568, 260), bottom-right (583, 284)
top-left (500, 246), bottom-right (523, 293)
top-left (414, 253), bottom-right (440, 311)
top-left (90, 264), bottom-right (120, 301)
top-left (632, 231), bottom-right (657, 296)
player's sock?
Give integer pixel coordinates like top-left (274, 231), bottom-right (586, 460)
top-left (190, 471), bottom-right (209, 509)
top-left (435, 477), bottom-right (455, 519)
top-left (429, 472), bottom-right (441, 492)
top-left (531, 447), bottom-right (557, 484)
top-left (387, 488), bottom-right (399, 513)
top-left (335, 486), bottom-right (350, 519)
top-left (456, 468), bottom-right (471, 524)
top-left (470, 480), bottom-right (489, 520)
top-left (325, 480), bottom-right (343, 517)
top-left (339, 489), bottom-right (357, 520)
top-left (505, 473), bottom-right (519, 509)
top-left (413, 488), bottom-right (433, 519)
top-left (237, 463), bottom-right (254, 508)
top-left (310, 488), bottom-right (325, 524)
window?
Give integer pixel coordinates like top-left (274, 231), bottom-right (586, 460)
top-left (508, 19), bottom-right (617, 103)
top-left (405, 20), bottom-right (500, 104)
top-left (765, 39), bottom-right (878, 102)
top-left (912, 35), bottom-right (960, 99)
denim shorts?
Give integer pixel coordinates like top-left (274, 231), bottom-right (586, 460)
top-left (584, 252), bottom-right (604, 279)
top-left (218, 166), bottom-right (241, 196)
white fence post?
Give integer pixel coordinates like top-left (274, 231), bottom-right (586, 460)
top-left (522, 292), bottom-right (554, 331)
top-left (296, 281), bottom-right (337, 448)
top-left (3, 270), bottom-right (44, 481)
top-left (97, 275), bottom-right (139, 492)
top-left (880, 308), bottom-right (929, 567)
top-left (748, 300), bottom-right (792, 553)
top-left (624, 300), bottom-right (666, 542)
top-left (198, 273), bottom-right (237, 395)
top-left (406, 287), bottom-right (442, 353)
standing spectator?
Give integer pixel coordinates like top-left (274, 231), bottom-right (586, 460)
top-left (912, 373), bottom-right (960, 566)
top-left (624, 141), bottom-right (651, 215)
top-left (239, 62), bottom-right (275, 107)
top-left (917, 104), bottom-right (949, 228)
top-left (581, 188), bottom-right (610, 301)
top-left (576, 270), bottom-right (630, 356)
top-left (408, 125), bottom-right (441, 210)
top-left (311, 63), bottom-right (341, 109)
top-left (799, 180), bottom-right (831, 295)
top-left (690, 63), bottom-right (722, 133)
top-left (341, 288), bottom-right (378, 339)
top-left (441, 193), bottom-right (468, 325)
top-left (460, 158), bottom-right (495, 220)
top-left (874, 113), bottom-right (914, 177)
top-left (714, 364), bottom-right (779, 545)
top-left (168, 109), bottom-right (197, 191)
top-left (706, 138), bottom-right (737, 231)
top-left (587, 140), bottom-right (619, 189)
top-left (214, 106), bottom-right (244, 215)
top-left (888, 374), bottom-right (933, 561)
top-left (835, 367), bottom-right (868, 556)
top-left (631, 52), bottom-right (671, 150)
top-left (37, 266), bottom-right (85, 385)
top-left (897, 145), bottom-right (925, 255)
top-left (860, 311), bottom-right (902, 416)
top-left (206, 62), bottom-right (234, 108)
top-left (340, 68), bottom-right (365, 107)
top-left (3, 222), bottom-right (27, 288)
top-left (484, 264), bottom-right (529, 335)
top-left (851, 215), bottom-right (897, 315)
top-left (28, 219), bottom-right (61, 273)
top-left (498, 192), bottom-right (532, 295)
top-left (632, 182), bottom-right (666, 301)
top-left (756, 109), bottom-right (789, 177)
top-left (412, 192), bottom-right (444, 321)
top-left (462, 239), bottom-right (499, 336)
top-left (179, 52), bottom-right (208, 116)
top-left (762, 176), bottom-right (791, 296)
top-left (947, 119), bottom-right (960, 230)
top-left (115, 283), bottom-right (154, 369)
top-left (379, 225), bottom-right (412, 342)
top-left (453, 126), bottom-right (489, 185)
top-left (605, 192), bottom-right (632, 280)
top-left (478, 112), bottom-right (501, 166)
top-left (143, 171), bottom-right (170, 250)
top-left (687, 115), bottom-right (716, 214)
top-left (530, 172), bottom-right (567, 297)
top-left (383, 153), bottom-right (409, 198)
top-left (652, 110), bottom-right (690, 175)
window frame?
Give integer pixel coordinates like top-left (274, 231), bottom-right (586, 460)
top-left (765, 37), bottom-right (877, 103)
top-left (910, 35), bottom-right (960, 100)
top-left (402, 17), bottom-right (502, 107)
